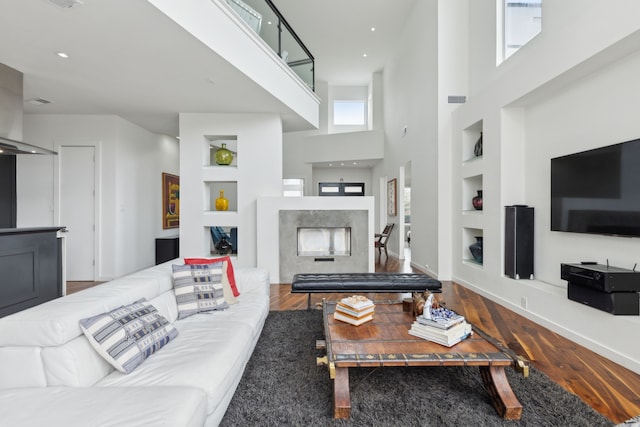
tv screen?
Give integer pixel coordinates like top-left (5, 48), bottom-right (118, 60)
top-left (551, 138), bottom-right (640, 237)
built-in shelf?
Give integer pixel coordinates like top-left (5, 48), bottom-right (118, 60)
top-left (205, 136), bottom-right (238, 167)
top-left (462, 174), bottom-right (483, 212)
top-left (462, 227), bottom-right (483, 267)
top-left (460, 120), bottom-right (485, 271)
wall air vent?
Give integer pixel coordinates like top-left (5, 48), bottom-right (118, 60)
top-left (47, 0), bottom-right (83, 9)
top-left (25, 98), bottom-right (53, 105)
top-left (448, 95), bottom-right (467, 104)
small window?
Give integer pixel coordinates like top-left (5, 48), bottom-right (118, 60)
top-left (333, 100), bottom-right (366, 126)
top-left (283, 178), bottom-right (304, 197)
top-left (503, 0), bottom-right (542, 60)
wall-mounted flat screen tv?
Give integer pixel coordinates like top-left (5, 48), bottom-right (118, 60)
top-left (551, 138), bottom-right (640, 237)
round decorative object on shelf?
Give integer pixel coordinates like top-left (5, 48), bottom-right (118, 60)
top-left (215, 237), bottom-right (232, 255)
top-left (474, 132), bottom-right (483, 157)
top-left (215, 143), bottom-right (233, 165)
top-left (469, 236), bottom-right (483, 264)
top-left (472, 190), bottom-right (483, 210)
top-left (215, 190), bottom-right (229, 211)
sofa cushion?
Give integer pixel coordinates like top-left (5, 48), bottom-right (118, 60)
top-left (0, 386), bottom-right (208, 427)
top-left (185, 256), bottom-right (240, 297)
top-left (0, 347), bottom-right (47, 388)
top-left (172, 263), bottom-right (230, 319)
top-left (96, 319), bottom-right (256, 417)
top-left (80, 299), bottom-right (178, 374)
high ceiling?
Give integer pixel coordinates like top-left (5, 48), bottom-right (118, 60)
top-left (272, 0), bottom-right (416, 85)
top-left (0, 0), bottom-right (415, 137)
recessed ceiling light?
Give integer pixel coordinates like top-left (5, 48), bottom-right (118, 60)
top-left (341, 162), bottom-right (345, 166)
top-left (267, 21), bottom-right (272, 25)
top-left (47, 0), bottom-right (83, 9)
top-left (353, 162), bottom-right (357, 165)
top-left (25, 98), bottom-right (53, 105)
top-left (363, 53), bottom-right (367, 58)
top-left (371, 27), bottom-right (376, 32)
top-left (56, 52), bottom-right (69, 58)
top-left (329, 163), bottom-right (333, 167)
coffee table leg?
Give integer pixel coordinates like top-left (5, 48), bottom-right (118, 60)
top-left (333, 367), bottom-right (351, 419)
top-left (479, 366), bottom-right (523, 420)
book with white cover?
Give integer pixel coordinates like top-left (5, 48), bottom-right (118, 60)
top-left (409, 328), bottom-right (472, 347)
top-left (409, 321), bottom-right (472, 346)
top-left (410, 321), bottom-right (470, 338)
top-left (336, 302), bottom-right (375, 318)
top-left (334, 311), bottom-right (374, 326)
top-left (340, 295), bottom-right (374, 310)
top-left (416, 313), bottom-right (465, 330)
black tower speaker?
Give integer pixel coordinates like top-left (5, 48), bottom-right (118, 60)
top-left (505, 205), bottom-right (534, 279)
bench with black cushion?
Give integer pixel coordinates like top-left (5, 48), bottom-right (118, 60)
top-left (291, 273), bottom-right (442, 309)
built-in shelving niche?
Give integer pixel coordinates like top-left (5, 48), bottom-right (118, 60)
top-left (462, 227), bottom-right (483, 268)
top-left (205, 136), bottom-right (238, 168)
top-left (204, 181), bottom-right (238, 213)
top-left (462, 174), bottom-right (483, 212)
top-left (462, 120), bottom-right (483, 163)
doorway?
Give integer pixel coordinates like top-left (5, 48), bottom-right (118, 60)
top-left (404, 161), bottom-right (411, 262)
top-left (58, 145), bottom-right (96, 281)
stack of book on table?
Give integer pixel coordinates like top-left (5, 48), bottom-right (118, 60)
top-left (408, 307), bottom-right (472, 347)
top-left (334, 295), bottom-right (375, 326)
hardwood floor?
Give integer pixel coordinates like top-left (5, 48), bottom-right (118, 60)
top-left (269, 253), bottom-right (640, 424)
top-left (67, 252), bottom-right (640, 423)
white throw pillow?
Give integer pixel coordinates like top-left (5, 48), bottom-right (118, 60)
top-left (172, 263), bottom-right (230, 319)
top-left (79, 299), bottom-right (178, 374)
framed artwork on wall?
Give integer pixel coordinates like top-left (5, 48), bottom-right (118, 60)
top-left (387, 178), bottom-right (397, 216)
top-left (162, 173), bottom-right (180, 229)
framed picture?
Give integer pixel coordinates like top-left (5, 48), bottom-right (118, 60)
top-left (387, 178), bottom-right (397, 216)
top-left (162, 173), bottom-right (180, 229)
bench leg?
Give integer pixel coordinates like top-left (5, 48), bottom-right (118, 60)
top-left (307, 293), bottom-right (311, 310)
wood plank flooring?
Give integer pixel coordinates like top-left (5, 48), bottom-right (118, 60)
top-left (67, 253), bottom-right (640, 423)
top-left (270, 254), bottom-right (640, 424)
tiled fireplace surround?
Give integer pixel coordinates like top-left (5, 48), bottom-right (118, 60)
top-left (279, 210), bottom-right (368, 283)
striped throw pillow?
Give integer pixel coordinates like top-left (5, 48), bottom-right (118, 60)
top-left (80, 299), bottom-right (178, 374)
top-left (172, 263), bottom-right (230, 319)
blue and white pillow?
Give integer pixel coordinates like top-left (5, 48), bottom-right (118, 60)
top-left (80, 299), bottom-right (178, 374)
top-left (172, 263), bottom-right (229, 319)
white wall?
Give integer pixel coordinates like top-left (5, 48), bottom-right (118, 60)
top-left (20, 114), bottom-right (179, 280)
top-left (179, 113), bottom-right (283, 267)
top-left (451, 2), bottom-right (640, 373)
top-left (380, 0), bottom-right (438, 268)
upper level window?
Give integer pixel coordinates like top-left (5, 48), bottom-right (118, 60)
top-left (503, 1), bottom-right (542, 60)
top-left (333, 100), bottom-right (366, 126)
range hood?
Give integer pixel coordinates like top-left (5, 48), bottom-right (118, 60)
top-left (0, 136), bottom-right (57, 155)
top-left (0, 63), bottom-right (56, 155)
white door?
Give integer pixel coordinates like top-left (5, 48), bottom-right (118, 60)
top-left (60, 146), bottom-right (95, 280)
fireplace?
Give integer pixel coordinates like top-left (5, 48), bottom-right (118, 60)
top-left (297, 227), bottom-right (351, 257)
top-left (279, 210), bottom-right (368, 282)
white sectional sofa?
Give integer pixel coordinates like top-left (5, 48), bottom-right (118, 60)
top-left (0, 259), bottom-right (271, 426)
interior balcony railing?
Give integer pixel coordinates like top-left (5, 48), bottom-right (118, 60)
top-left (224, 0), bottom-right (315, 91)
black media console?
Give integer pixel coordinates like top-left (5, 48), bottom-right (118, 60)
top-left (561, 263), bottom-right (640, 315)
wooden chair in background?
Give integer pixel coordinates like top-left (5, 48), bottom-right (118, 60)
top-left (374, 223), bottom-right (394, 257)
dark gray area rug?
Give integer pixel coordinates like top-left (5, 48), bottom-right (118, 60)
top-left (221, 310), bottom-right (613, 426)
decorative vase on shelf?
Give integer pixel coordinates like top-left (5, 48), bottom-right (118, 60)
top-left (472, 190), bottom-right (483, 210)
top-left (215, 190), bottom-right (229, 211)
top-left (215, 237), bottom-right (232, 255)
top-left (473, 132), bottom-right (483, 157)
top-left (215, 143), bottom-right (233, 165)
top-left (469, 236), bottom-right (483, 264)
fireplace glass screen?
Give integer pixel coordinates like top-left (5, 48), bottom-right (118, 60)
top-left (297, 227), bottom-right (351, 256)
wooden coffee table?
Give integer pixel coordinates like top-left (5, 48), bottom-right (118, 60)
top-left (317, 300), bottom-right (526, 420)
